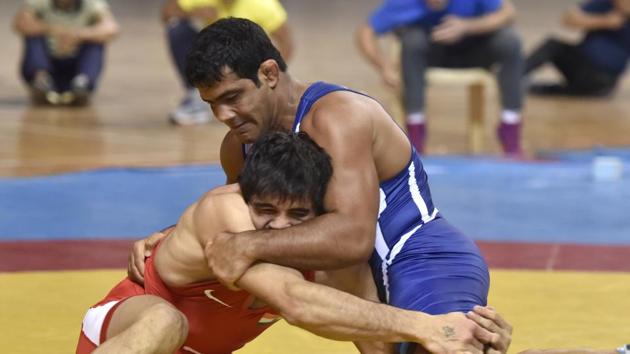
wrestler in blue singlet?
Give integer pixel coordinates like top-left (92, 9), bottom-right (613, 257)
top-left (243, 82), bottom-right (489, 352)
top-left (291, 82), bottom-right (490, 353)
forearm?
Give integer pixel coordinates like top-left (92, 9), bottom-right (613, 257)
top-left (77, 16), bottom-right (119, 43)
top-left (356, 23), bottom-right (390, 72)
top-left (238, 264), bottom-right (428, 343)
top-left (13, 11), bottom-right (49, 36)
top-left (243, 213), bottom-right (373, 270)
top-left (282, 278), bottom-right (428, 342)
top-left (464, 1), bottom-right (515, 35)
top-left (563, 7), bottom-right (618, 31)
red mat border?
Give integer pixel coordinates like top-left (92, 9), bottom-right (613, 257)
top-left (1, 240), bottom-right (629, 272)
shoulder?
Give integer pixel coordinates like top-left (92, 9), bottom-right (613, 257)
top-left (307, 89), bottom-right (383, 133)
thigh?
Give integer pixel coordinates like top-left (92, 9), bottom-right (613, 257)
top-left (387, 218), bottom-right (489, 314)
top-left (105, 295), bottom-right (175, 340)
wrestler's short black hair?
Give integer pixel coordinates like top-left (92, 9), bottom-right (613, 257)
top-left (239, 131), bottom-right (332, 215)
top-left (186, 17), bottom-right (287, 88)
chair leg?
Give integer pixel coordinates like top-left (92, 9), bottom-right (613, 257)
top-left (468, 82), bottom-right (485, 154)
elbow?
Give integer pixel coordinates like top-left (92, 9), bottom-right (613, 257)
top-left (345, 223), bottom-right (375, 263)
top-left (279, 283), bottom-right (314, 328)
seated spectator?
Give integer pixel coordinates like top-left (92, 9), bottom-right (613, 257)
top-left (356, 0), bottom-right (524, 157)
top-left (12, 0), bottom-right (119, 106)
top-left (524, 0), bottom-right (630, 97)
top-left (161, 0), bottom-right (293, 125)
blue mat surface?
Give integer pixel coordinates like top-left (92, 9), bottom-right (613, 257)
top-left (1, 154), bottom-right (629, 244)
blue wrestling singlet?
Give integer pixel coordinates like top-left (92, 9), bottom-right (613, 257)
top-left (291, 82), bottom-right (490, 315)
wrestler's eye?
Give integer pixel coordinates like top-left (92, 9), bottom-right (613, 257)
top-left (288, 209), bottom-right (311, 219)
top-left (255, 207), bottom-right (277, 215)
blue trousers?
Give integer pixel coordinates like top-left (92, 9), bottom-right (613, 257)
top-left (166, 19), bottom-right (198, 89)
top-left (21, 36), bottom-right (104, 92)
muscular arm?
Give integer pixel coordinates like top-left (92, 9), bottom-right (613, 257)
top-left (235, 102), bottom-right (379, 270)
top-left (238, 263), bottom-right (424, 344)
top-left (563, 5), bottom-right (625, 31)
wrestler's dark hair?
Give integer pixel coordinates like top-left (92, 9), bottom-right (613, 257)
top-left (186, 17), bottom-right (287, 88)
top-left (239, 131), bottom-right (332, 215)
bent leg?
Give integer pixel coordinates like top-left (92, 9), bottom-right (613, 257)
top-left (96, 295), bottom-right (188, 354)
top-left (384, 218), bottom-right (490, 354)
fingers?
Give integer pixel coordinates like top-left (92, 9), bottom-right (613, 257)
top-left (473, 306), bottom-right (513, 334)
top-left (472, 324), bottom-right (501, 347)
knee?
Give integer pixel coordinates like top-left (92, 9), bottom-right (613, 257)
top-left (400, 27), bottom-right (430, 55)
top-left (492, 28), bottom-right (523, 59)
top-left (143, 302), bottom-right (188, 344)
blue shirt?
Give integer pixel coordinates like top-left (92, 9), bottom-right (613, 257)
top-left (580, 0), bottom-right (630, 75)
top-left (369, 0), bottom-right (501, 35)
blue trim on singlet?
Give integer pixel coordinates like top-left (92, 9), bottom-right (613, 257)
top-left (292, 81), bottom-right (369, 132)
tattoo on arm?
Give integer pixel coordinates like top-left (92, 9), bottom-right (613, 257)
top-left (443, 326), bottom-right (456, 339)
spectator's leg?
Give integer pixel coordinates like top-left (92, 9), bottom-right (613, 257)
top-left (20, 36), bottom-right (56, 103)
top-left (166, 18), bottom-right (211, 125)
top-left (399, 26), bottom-right (431, 154)
top-left (167, 18), bottom-right (198, 89)
top-left (485, 27), bottom-right (525, 157)
top-left (70, 42), bottom-right (105, 104)
top-left (524, 38), bottom-right (569, 75)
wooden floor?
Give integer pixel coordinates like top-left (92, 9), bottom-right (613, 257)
top-left (1, 0), bottom-right (629, 177)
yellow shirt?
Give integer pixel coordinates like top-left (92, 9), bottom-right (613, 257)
top-left (177, 0), bottom-right (287, 34)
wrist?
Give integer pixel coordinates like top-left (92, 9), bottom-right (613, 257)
top-left (238, 231), bottom-right (258, 263)
top-left (405, 311), bottom-right (435, 344)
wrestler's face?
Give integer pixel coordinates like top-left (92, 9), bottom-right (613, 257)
top-left (248, 196), bottom-right (316, 230)
top-left (426, 0), bottom-right (448, 11)
top-left (197, 67), bottom-right (276, 144)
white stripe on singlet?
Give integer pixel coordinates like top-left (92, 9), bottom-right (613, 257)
top-left (380, 163), bottom-right (439, 303)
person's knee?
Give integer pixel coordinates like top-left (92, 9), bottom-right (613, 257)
top-left (492, 28), bottom-right (522, 59)
top-left (400, 27), bottom-right (430, 54)
top-left (142, 302), bottom-right (188, 344)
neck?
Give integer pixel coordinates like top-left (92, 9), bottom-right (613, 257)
top-left (274, 74), bottom-right (308, 131)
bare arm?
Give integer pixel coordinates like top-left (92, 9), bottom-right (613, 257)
top-left (563, 5), bottom-right (625, 31)
top-left (237, 262), bottom-right (490, 354)
top-left (270, 22), bottom-right (294, 62)
top-left (355, 22), bottom-right (400, 90)
top-left (238, 103), bottom-right (379, 269)
top-left (219, 131), bottom-right (245, 184)
top-left (13, 8), bottom-right (49, 36)
top-left (76, 10), bottom-right (120, 43)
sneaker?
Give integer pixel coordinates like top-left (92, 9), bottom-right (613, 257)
top-left (406, 123), bottom-right (426, 154)
top-left (71, 74), bottom-right (91, 106)
top-left (30, 71), bottom-right (56, 105)
top-left (497, 122), bottom-right (523, 158)
top-left (169, 89), bottom-right (213, 126)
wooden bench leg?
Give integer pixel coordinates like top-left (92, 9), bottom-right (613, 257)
top-left (468, 82), bottom-right (485, 154)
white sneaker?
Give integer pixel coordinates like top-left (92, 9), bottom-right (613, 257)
top-left (169, 89), bottom-right (213, 126)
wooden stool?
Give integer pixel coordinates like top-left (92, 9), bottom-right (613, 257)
top-left (426, 68), bottom-right (491, 154)
top-left (388, 41), bottom-right (493, 154)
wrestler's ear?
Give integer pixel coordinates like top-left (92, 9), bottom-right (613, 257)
top-left (258, 59), bottom-right (280, 88)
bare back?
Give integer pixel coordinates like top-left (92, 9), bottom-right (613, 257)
top-left (154, 184), bottom-right (254, 287)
